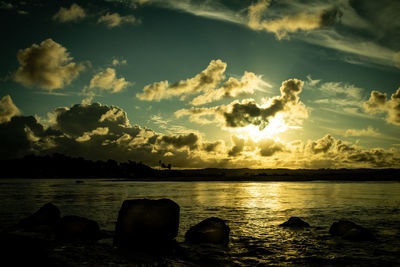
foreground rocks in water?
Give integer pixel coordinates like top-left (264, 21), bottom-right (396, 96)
top-left (56, 215), bottom-right (100, 241)
top-left (279, 217), bottom-right (310, 228)
top-left (114, 198), bottom-right (180, 248)
top-left (185, 217), bottom-right (230, 245)
top-left (19, 202), bottom-right (60, 230)
top-left (329, 220), bottom-right (374, 241)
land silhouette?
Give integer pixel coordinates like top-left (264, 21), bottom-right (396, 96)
top-left (0, 153), bottom-right (399, 181)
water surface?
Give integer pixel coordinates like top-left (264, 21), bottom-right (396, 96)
top-left (1, 179), bottom-right (399, 265)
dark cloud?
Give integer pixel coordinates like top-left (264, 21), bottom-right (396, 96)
top-left (0, 116), bottom-right (45, 159)
top-left (258, 139), bottom-right (284, 157)
top-left (14, 39), bottom-right (86, 90)
top-left (53, 102), bottom-right (138, 138)
top-left (158, 133), bottom-right (199, 150)
top-left (228, 136), bottom-right (245, 157)
top-left (364, 88), bottom-right (400, 126)
top-left (202, 141), bottom-right (223, 152)
top-left (320, 7), bottom-right (343, 27)
top-left (224, 79), bottom-right (305, 129)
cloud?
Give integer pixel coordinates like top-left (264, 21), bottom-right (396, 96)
top-left (190, 71), bottom-right (270, 106)
top-left (158, 133), bottom-right (199, 150)
top-left (112, 59), bottom-right (127, 66)
top-left (344, 126), bottom-right (380, 137)
top-left (52, 3), bottom-right (86, 23)
top-left (247, 0), bottom-right (342, 39)
top-left (0, 100), bottom-right (399, 168)
top-left (0, 1), bottom-right (13, 9)
top-left (364, 88), bottom-right (400, 126)
top-left (0, 95), bottom-right (21, 124)
top-left (258, 138), bottom-right (284, 157)
top-left (89, 68), bottom-right (129, 93)
top-left (137, 59), bottom-right (227, 101)
top-left (14, 39), bottom-right (85, 90)
top-left (177, 78), bottom-right (308, 130)
top-left (394, 52), bottom-right (400, 69)
top-left (228, 135), bottom-right (245, 157)
top-left (133, 0), bottom-right (242, 24)
top-left (97, 12), bottom-right (138, 28)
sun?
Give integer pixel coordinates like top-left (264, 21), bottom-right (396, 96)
top-left (231, 115), bottom-right (290, 142)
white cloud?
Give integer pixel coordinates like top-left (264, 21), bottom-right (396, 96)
top-left (14, 39), bottom-right (85, 90)
top-left (89, 68), bottom-right (129, 93)
top-left (344, 126), bottom-right (380, 137)
top-left (364, 88), bottom-right (400, 126)
top-left (0, 95), bottom-right (21, 123)
top-left (52, 3), bottom-right (86, 23)
top-left (98, 13), bottom-right (138, 28)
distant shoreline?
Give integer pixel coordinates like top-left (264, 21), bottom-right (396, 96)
top-left (1, 154), bottom-right (399, 181)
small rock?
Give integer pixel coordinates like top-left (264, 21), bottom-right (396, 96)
top-left (114, 198), bottom-right (180, 248)
top-left (56, 215), bottom-right (100, 241)
top-left (185, 217), bottom-right (230, 245)
top-left (19, 202), bottom-right (60, 229)
top-left (279, 217), bottom-right (310, 227)
top-left (329, 220), bottom-right (374, 241)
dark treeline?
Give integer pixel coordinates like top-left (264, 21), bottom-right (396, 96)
top-left (0, 154), bottom-right (156, 178)
top-left (0, 153), bottom-right (400, 180)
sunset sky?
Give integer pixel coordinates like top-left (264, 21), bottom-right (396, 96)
top-left (1, 0), bottom-right (399, 169)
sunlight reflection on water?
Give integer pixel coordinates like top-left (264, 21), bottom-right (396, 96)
top-left (1, 179), bottom-right (399, 265)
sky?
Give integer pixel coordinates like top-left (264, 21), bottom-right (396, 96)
top-left (0, 0), bottom-right (399, 169)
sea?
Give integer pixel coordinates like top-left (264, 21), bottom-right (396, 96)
top-left (0, 179), bottom-right (399, 266)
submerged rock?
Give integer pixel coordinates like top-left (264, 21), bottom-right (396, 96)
top-left (19, 202), bottom-right (60, 229)
top-left (185, 217), bottom-right (230, 245)
top-left (329, 220), bottom-right (374, 241)
top-left (114, 198), bottom-right (180, 248)
top-left (56, 215), bottom-right (100, 241)
top-left (279, 217), bottom-right (310, 228)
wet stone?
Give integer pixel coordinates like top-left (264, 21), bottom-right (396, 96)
top-left (185, 217), bottom-right (230, 245)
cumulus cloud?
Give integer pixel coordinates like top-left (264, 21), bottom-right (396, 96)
top-left (190, 71), bottom-right (270, 106)
top-left (0, 100), bottom-right (399, 168)
top-left (52, 3), bottom-right (86, 23)
top-left (158, 133), bottom-right (199, 150)
top-left (178, 78), bottom-right (307, 130)
top-left (14, 39), bottom-right (85, 90)
top-left (89, 68), bottom-right (129, 93)
top-left (0, 95), bottom-right (21, 124)
top-left (258, 138), bottom-right (284, 157)
top-left (247, 0), bottom-right (342, 39)
top-left (137, 59), bottom-right (227, 101)
top-left (228, 135), bottom-right (245, 157)
top-left (364, 88), bottom-right (400, 126)
top-left (97, 12), bottom-right (138, 28)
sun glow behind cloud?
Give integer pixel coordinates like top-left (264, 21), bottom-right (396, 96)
top-left (229, 114), bottom-right (293, 142)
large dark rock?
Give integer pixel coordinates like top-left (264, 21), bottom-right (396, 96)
top-left (19, 202), bottom-right (60, 229)
top-left (56, 215), bottom-right (100, 241)
top-left (114, 198), bottom-right (180, 248)
top-left (329, 220), bottom-right (374, 241)
top-left (279, 217), bottom-right (310, 227)
top-left (185, 217), bottom-right (230, 245)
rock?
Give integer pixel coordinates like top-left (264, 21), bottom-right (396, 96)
top-left (185, 217), bottom-right (230, 245)
top-left (19, 202), bottom-right (60, 229)
top-left (56, 215), bottom-right (100, 241)
top-left (329, 220), bottom-right (374, 241)
top-left (279, 217), bottom-right (310, 227)
top-left (114, 198), bottom-right (180, 248)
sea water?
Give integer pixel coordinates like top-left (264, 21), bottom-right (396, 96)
top-left (1, 179), bottom-right (399, 265)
